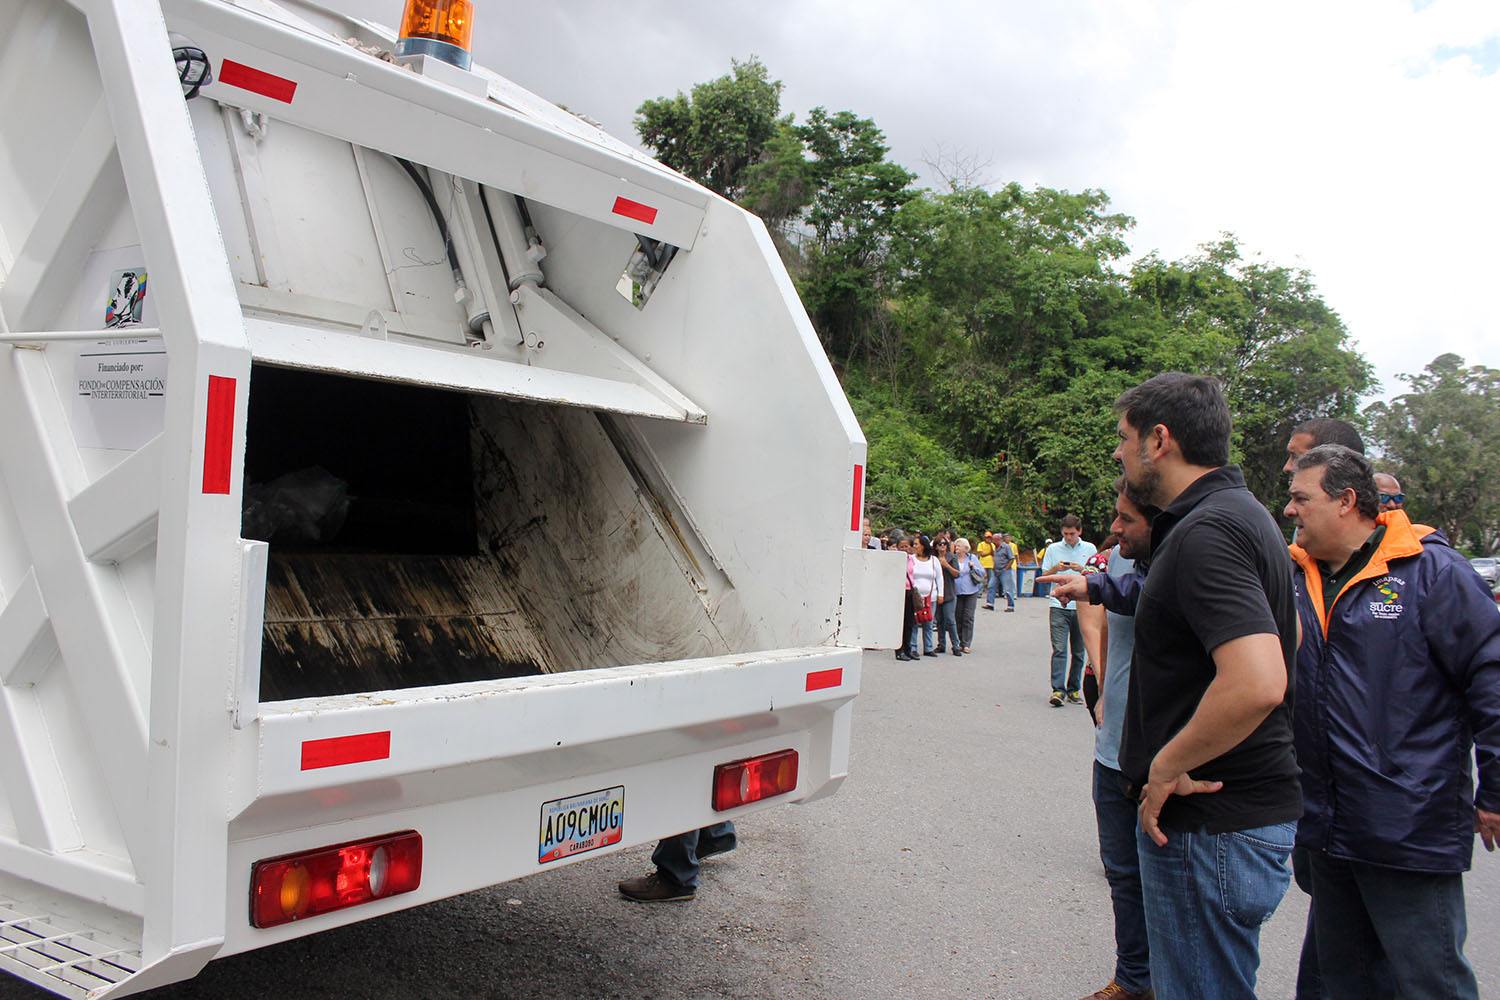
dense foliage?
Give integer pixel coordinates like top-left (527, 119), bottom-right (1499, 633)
top-left (1364, 355), bottom-right (1500, 556)
top-left (635, 60), bottom-right (1493, 555)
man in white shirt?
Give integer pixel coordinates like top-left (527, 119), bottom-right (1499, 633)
top-left (1041, 514), bottom-right (1097, 707)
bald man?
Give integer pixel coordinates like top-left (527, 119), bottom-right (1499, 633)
top-left (1375, 472), bottom-right (1404, 513)
top-left (1283, 417), bottom-right (1364, 474)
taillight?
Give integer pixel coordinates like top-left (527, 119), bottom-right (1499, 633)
top-left (251, 831), bottom-right (422, 929)
top-left (712, 750), bottom-right (799, 811)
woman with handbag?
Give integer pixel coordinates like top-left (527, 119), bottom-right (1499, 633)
top-left (908, 534), bottom-right (944, 658)
top-left (952, 537), bottom-right (984, 653)
top-left (934, 536), bottom-right (963, 656)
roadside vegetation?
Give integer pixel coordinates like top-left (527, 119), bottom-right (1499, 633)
top-left (634, 59), bottom-right (1500, 555)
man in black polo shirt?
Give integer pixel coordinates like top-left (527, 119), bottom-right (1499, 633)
top-left (1112, 372), bottom-right (1301, 1000)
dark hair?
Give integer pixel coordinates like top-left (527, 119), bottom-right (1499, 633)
top-left (1291, 417), bottom-right (1364, 454)
top-left (914, 534), bottom-right (935, 557)
top-left (1294, 444), bottom-right (1379, 520)
top-left (1112, 474), bottom-right (1160, 522)
top-left (1060, 514), bottom-right (1082, 530)
top-left (1115, 372), bottom-right (1231, 467)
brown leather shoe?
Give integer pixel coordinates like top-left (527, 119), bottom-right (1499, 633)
top-left (1079, 983), bottom-right (1153, 1000)
top-left (618, 871), bottom-right (695, 902)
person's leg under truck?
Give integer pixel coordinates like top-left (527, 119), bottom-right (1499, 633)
top-left (1136, 821), bottom-right (1294, 1000)
top-left (652, 823), bottom-right (736, 889)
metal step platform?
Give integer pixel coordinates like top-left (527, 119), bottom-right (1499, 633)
top-left (0, 899), bottom-right (141, 999)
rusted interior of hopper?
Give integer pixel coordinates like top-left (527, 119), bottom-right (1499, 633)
top-left (243, 365), bottom-right (728, 700)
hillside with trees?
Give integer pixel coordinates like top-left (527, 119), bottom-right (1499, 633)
top-left (634, 59), bottom-right (1499, 556)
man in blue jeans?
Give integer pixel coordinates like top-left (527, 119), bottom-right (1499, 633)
top-left (1113, 373), bottom-right (1302, 1000)
top-left (617, 822), bottom-right (736, 902)
top-left (993, 532), bottom-right (1017, 611)
top-left (1041, 516), bottom-right (1096, 707)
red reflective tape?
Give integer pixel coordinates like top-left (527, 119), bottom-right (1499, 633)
top-left (202, 375), bottom-right (236, 495)
top-left (850, 464), bottom-right (864, 531)
top-left (612, 196), bottom-right (658, 225)
top-left (806, 668), bottom-right (843, 692)
top-left (301, 731), bottom-right (391, 770)
top-left (219, 59), bottom-right (298, 103)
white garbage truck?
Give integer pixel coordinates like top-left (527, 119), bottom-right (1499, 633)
top-left (0, 0), bottom-right (900, 993)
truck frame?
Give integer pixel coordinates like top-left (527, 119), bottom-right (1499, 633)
top-left (0, 0), bottom-right (899, 994)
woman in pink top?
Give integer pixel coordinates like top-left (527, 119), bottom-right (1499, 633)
top-left (908, 534), bottom-right (945, 657)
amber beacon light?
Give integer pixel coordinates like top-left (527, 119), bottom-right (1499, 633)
top-left (396, 0), bottom-right (475, 70)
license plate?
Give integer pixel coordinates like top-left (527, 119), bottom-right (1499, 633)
top-left (538, 785), bottom-right (625, 864)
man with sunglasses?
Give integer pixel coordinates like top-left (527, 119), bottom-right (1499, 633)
top-left (1374, 472), bottom-right (1404, 513)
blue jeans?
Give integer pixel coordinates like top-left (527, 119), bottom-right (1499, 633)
top-left (908, 617), bottom-right (934, 655)
top-left (652, 822), bottom-right (736, 888)
top-left (996, 566), bottom-right (1015, 607)
top-left (1308, 853), bottom-right (1477, 1000)
top-left (985, 568), bottom-right (999, 606)
top-left (1094, 762), bottom-right (1150, 994)
top-left (935, 596), bottom-right (958, 651)
top-left (1048, 607), bottom-right (1083, 692)
top-left (1136, 820), bottom-right (1294, 1000)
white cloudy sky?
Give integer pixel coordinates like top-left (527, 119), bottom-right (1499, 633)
top-left (335, 0), bottom-right (1499, 400)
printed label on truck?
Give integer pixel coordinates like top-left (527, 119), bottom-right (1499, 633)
top-left (538, 785), bottom-right (624, 864)
top-left (73, 246), bottom-right (166, 450)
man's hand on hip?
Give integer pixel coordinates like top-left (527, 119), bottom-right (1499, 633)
top-left (1478, 808), bottom-right (1500, 852)
top-left (1138, 767), bottom-right (1224, 848)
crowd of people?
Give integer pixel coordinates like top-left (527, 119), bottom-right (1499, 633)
top-left (862, 523), bottom-right (1022, 660)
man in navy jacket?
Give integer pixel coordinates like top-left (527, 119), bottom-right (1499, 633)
top-left (1285, 444), bottom-right (1500, 1000)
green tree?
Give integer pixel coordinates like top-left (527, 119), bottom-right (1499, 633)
top-left (890, 183), bottom-right (1135, 369)
top-left (1364, 353), bottom-right (1500, 554)
top-left (633, 58), bottom-right (784, 200)
top-left (790, 109), bottom-right (917, 359)
top-left (1130, 238), bottom-right (1374, 509)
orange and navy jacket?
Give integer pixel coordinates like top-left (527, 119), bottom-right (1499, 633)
top-left (1287, 510), bottom-right (1500, 873)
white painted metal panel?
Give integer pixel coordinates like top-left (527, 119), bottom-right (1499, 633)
top-left (0, 0), bottom-right (869, 993)
top-left (838, 547), bottom-right (907, 651)
top-left (244, 316), bottom-right (702, 421)
top-left (162, 0), bottom-right (709, 251)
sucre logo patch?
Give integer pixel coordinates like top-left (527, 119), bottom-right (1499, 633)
top-left (1370, 574), bottom-right (1405, 620)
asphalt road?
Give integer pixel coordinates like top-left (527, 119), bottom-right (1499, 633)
top-left (2, 599), bottom-right (1496, 998)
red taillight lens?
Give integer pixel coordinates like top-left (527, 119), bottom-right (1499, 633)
top-left (712, 749), bottom-right (799, 811)
top-left (251, 831), bottom-right (422, 929)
